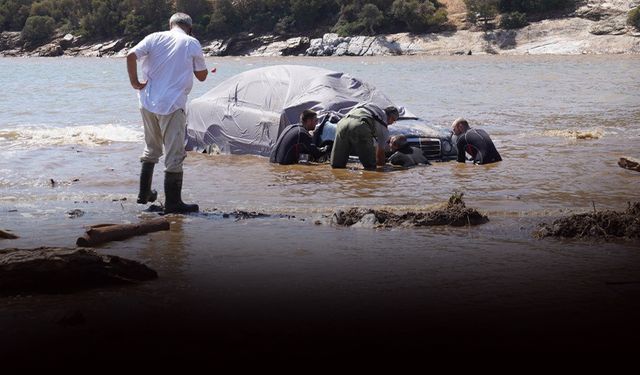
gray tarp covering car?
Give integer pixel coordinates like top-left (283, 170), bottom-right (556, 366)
top-left (186, 64), bottom-right (457, 160)
top-left (186, 65), bottom-right (407, 155)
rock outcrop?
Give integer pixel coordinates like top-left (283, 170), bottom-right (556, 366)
top-left (1, 0), bottom-right (639, 57)
top-left (0, 247), bottom-right (158, 295)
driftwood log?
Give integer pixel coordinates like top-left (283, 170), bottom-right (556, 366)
top-left (0, 247), bottom-right (157, 295)
top-left (0, 229), bottom-right (19, 239)
top-left (618, 157), bottom-right (640, 172)
top-left (76, 218), bottom-right (170, 247)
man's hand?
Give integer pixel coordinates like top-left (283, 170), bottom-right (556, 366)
top-left (130, 80), bottom-right (147, 90)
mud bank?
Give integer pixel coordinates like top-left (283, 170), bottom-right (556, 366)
top-left (331, 194), bottom-right (489, 228)
top-left (0, 247), bottom-right (157, 295)
top-left (536, 202), bottom-right (640, 239)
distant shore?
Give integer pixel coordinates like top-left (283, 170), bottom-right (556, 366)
top-left (2, 10), bottom-right (639, 58)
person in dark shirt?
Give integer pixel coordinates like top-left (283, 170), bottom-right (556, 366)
top-left (387, 135), bottom-right (429, 167)
top-left (269, 110), bottom-right (327, 165)
top-left (451, 118), bottom-right (502, 165)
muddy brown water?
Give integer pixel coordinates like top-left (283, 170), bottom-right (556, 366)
top-left (0, 56), bottom-right (639, 361)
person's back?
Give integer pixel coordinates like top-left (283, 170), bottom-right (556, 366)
top-left (456, 128), bottom-right (502, 165)
top-left (270, 124), bottom-right (315, 165)
top-left (134, 29), bottom-right (205, 115)
top-left (330, 104), bottom-right (399, 170)
top-left (127, 12), bottom-right (208, 215)
top-left (270, 109), bottom-right (325, 165)
top-left (451, 118), bottom-right (501, 165)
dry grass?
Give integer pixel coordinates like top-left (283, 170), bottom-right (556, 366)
top-left (439, 0), bottom-right (469, 28)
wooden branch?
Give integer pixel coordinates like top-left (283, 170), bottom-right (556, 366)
top-left (618, 156), bottom-right (640, 172)
top-left (76, 218), bottom-right (170, 247)
top-left (0, 229), bottom-right (19, 239)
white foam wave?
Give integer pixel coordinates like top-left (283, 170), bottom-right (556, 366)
top-left (0, 124), bottom-right (143, 147)
top-left (537, 127), bottom-right (607, 140)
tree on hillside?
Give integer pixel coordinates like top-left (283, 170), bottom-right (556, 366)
top-left (21, 14), bottom-right (54, 43)
top-left (119, 0), bottom-right (173, 38)
top-left (498, 0), bottom-right (576, 14)
top-left (290, 0), bottom-right (339, 32)
top-left (175, 0), bottom-right (210, 35)
top-left (391, 0), bottom-right (447, 33)
top-left (207, 0), bottom-right (241, 36)
top-left (80, 0), bottom-right (125, 38)
top-left (629, 6), bottom-right (640, 30)
top-left (28, 0), bottom-right (78, 30)
top-left (360, 3), bottom-right (384, 34)
top-left (464, 0), bottom-right (498, 29)
top-left (333, 0), bottom-right (365, 35)
top-left (0, 0), bottom-right (32, 31)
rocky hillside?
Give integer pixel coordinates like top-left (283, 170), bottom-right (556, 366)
top-left (1, 0), bottom-right (639, 57)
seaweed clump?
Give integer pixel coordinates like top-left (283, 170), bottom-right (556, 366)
top-left (535, 202), bottom-right (640, 240)
top-left (332, 193), bottom-right (489, 228)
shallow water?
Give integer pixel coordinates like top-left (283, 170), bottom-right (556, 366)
top-left (1, 55), bottom-right (639, 357)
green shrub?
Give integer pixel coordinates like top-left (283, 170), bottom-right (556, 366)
top-left (465, 0), bottom-right (499, 28)
top-left (628, 6), bottom-right (640, 30)
top-left (499, 11), bottom-right (528, 29)
top-left (498, 0), bottom-right (575, 14)
top-left (360, 3), bottom-right (384, 34)
top-left (21, 15), bottom-right (55, 44)
top-left (391, 0), bottom-right (448, 33)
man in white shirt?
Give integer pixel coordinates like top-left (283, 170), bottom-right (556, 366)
top-left (127, 12), bottom-right (208, 214)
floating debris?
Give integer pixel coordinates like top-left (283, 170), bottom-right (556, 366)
top-left (67, 209), bottom-right (85, 218)
top-left (230, 210), bottom-right (270, 221)
top-left (331, 193), bottom-right (489, 228)
top-left (618, 156), bottom-right (640, 173)
top-left (535, 202), bottom-right (640, 240)
top-left (0, 229), bottom-right (19, 239)
top-left (542, 129), bottom-right (604, 140)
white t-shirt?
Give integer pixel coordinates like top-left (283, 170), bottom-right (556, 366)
top-left (130, 27), bottom-right (207, 115)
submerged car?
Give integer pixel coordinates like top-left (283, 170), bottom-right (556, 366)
top-left (186, 65), bottom-right (457, 160)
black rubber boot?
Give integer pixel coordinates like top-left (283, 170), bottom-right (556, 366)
top-left (164, 172), bottom-right (199, 214)
top-left (137, 162), bottom-right (157, 204)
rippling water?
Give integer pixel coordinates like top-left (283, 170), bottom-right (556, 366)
top-left (1, 55), bottom-right (638, 216)
top-left (1, 55), bottom-right (640, 358)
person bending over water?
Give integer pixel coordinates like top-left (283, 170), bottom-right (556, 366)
top-left (387, 135), bottom-right (429, 167)
top-left (451, 118), bottom-right (502, 165)
top-left (330, 104), bottom-right (399, 170)
top-left (270, 110), bottom-right (328, 165)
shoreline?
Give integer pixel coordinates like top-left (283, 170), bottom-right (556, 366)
top-left (2, 14), bottom-right (639, 58)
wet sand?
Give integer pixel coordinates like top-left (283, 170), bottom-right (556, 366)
top-left (2, 209), bottom-right (640, 366)
top-left (1, 56), bottom-right (639, 365)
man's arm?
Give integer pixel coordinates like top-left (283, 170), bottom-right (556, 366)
top-left (194, 69), bottom-right (208, 82)
top-left (456, 138), bottom-right (466, 163)
top-left (126, 53), bottom-right (147, 90)
top-left (376, 145), bottom-right (386, 167)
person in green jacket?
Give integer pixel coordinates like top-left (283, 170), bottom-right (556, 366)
top-left (330, 104), bottom-right (399, 170)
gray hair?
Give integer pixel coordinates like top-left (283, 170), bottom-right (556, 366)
top-left (170, 12), bottom-right (193, 28)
